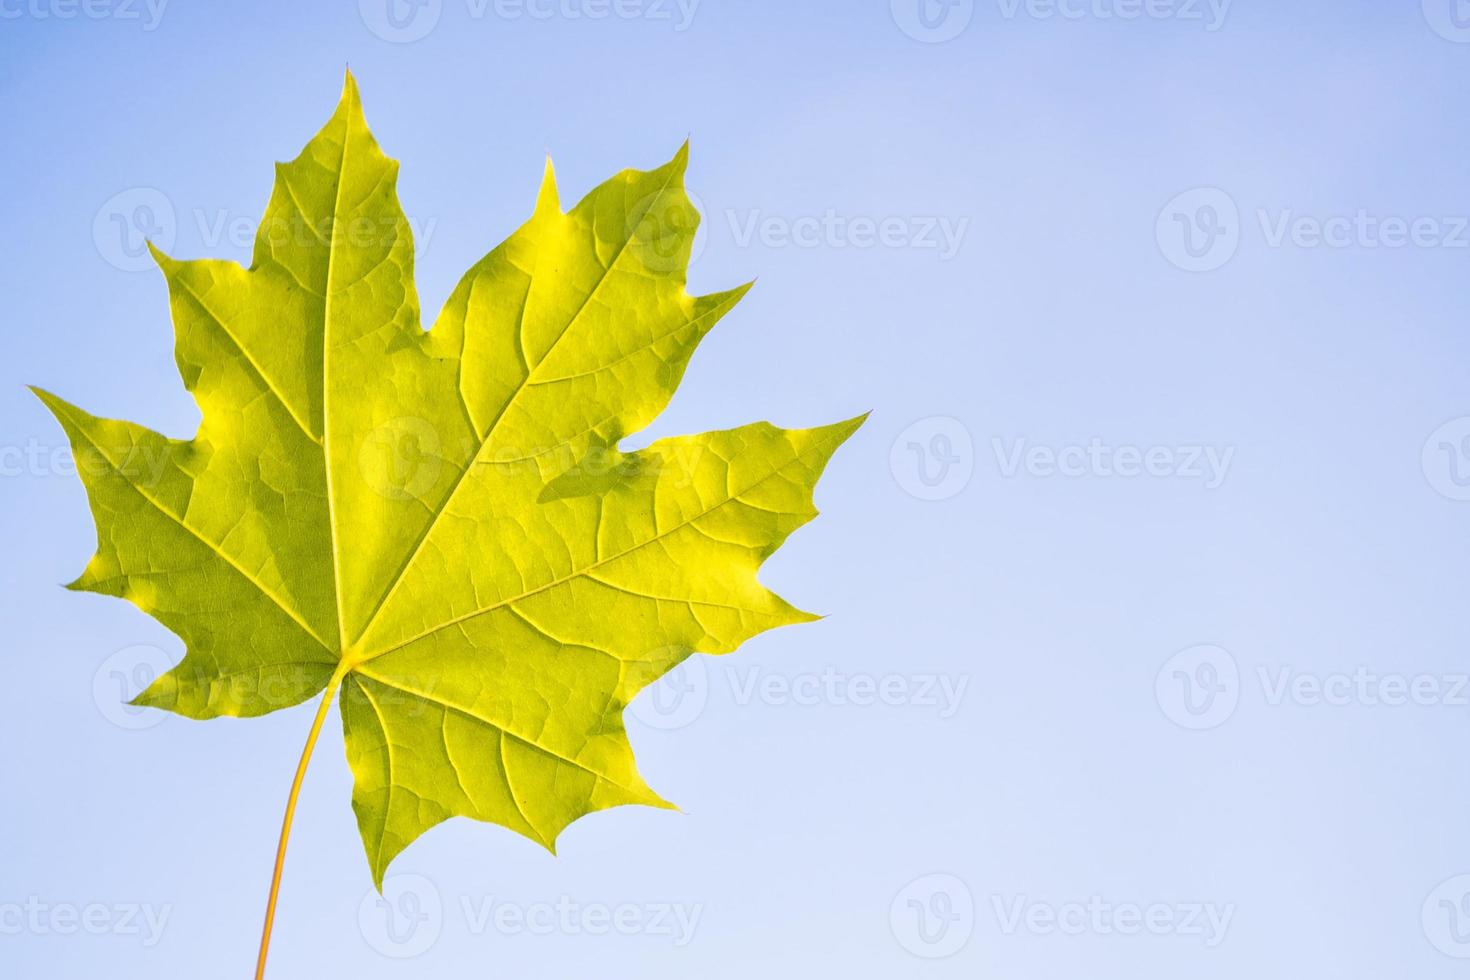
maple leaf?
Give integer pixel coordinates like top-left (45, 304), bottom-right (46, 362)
top-left (36, 71), bottom-right (860, 974)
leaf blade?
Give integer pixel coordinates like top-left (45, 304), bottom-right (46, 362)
top-left (40, 72), bottom-right (863, 886)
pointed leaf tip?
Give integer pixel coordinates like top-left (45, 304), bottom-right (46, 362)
top-left (830, 412), bottom-right (871, 441)
top-left (28, 384), bottom-right (63, 415)
top-left (536, 156), bottom-right (560, 214)
top-left (145, 240), bottom-right (173, 268)
top-left (336, 68), bottom-right (364, 123)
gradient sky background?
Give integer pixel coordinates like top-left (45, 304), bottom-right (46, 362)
top-left (5, 0), bottom-right (1470, 977)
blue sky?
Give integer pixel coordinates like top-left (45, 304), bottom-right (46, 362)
top-left (5, 1), bottom-right (1470, 977)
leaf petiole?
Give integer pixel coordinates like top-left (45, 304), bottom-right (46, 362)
top-left (254, 662), bottom-right (349, 980)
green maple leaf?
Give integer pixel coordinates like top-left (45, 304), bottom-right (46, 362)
top-left (36, 71), bottom-right (859, 969)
